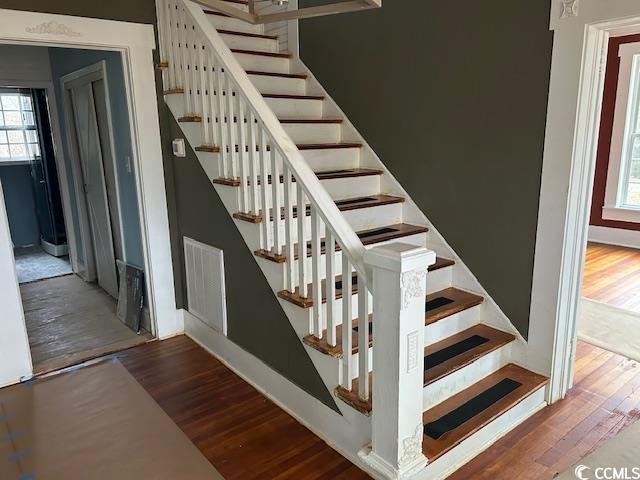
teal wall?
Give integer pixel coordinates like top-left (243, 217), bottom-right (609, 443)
top-left (0, 165), bottom-right (39, 247)
top-left (48, 47), bottom-right (145, 268)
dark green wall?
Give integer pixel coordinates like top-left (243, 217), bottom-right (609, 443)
top-left (0, 0), bottom-right (335, 409)
top-left (299, 0), bottom-right (554, 338)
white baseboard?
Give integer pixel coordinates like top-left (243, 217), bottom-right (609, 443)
top-left (180, 309), bottom-right (382, 479)
top-left (588, 225), bottom-right (640, 249)
top-left (40, 238), bottom-right (69, 257)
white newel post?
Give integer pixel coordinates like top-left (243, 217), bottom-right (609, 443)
top-left (362, 243), bottom-right (436, 479)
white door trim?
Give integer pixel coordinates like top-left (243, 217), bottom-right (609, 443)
top-left (0, 8), bottom-right (181, 385)
top-left (529, 1), bottom-right (640, 403)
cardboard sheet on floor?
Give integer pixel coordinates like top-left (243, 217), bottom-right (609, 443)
top-left (0, 360), bottom-right (224, 480)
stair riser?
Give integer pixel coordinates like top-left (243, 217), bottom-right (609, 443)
top-left (427, 267), bottom-right (453, 295)
top-left (208, 15), bottom-right (264, 35)
top-left (423, 387), bottom-right (546, 480)
top-left (422, 343), bottom-right (512, 411)
top-left (283, 123), bottom-right (341, 144)
top-left (250, 75), bottom-right (307, 95)
top-left (424, 305), bottom-right (481, 345)
top-left (219, 33), bottom-right (278, 53)
top-left (219, 1), bottom-right (250, 12)
top-left (302, 148), bottom-right (360, 171)
top-left (265, 97), bottom-right (323, 118)
top-left (233, 52), bottom-right (290, 74)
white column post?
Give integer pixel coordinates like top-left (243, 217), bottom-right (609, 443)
top-left (363, 243), bottom-right (436, 479)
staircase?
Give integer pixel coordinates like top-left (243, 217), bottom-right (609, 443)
top-left (156, 1), bottom-right (549, 478)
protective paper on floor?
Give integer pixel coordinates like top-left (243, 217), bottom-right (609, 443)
top-left (0, 360), bottom-right (224, 480)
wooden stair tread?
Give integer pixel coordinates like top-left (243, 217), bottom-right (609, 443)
top-left (430, 257), bottom-right (455, 272)
top-left (279, 118), bottom-right (343, 124)
top-left (303, 315), bottom-right (373, 358)
top-left (217, 29), bottom-right (278, 40)
top-left (234, 194), bottom-right (405, 224)
top-left (247, 70), bottom-right (308, 79)
top-left (423, 324), bottom-right (515, 386)
top-left (278, 259), bottom-right (458, 310)
top-left (231, 48), bottom-right (292, 58)
top-left (426, 287), bottom-right (484, 325)
top-left (214, 168), bottom-right (383, 188)
top-left (292, 223), bottom-right (429, 261)
top-left (297, 142), bottom-right (362, 150)
top-left (422, 364), bottom-right (548, 460)
top-left (263, 93), bottom-right (324, 101)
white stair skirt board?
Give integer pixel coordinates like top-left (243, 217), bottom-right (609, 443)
top-left (556, 420), bottom-right (640, 480)
top-left (578, 298), bottom-right (640, 362)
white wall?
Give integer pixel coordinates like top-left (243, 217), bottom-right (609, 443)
top-left (0, 181), bottom-right (32, 387)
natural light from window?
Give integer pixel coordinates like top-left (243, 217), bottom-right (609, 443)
top-left (0, 91), bottom-right (40, 163)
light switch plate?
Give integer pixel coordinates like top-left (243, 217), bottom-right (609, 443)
top-left (172, 138), bottom-right (186, 157)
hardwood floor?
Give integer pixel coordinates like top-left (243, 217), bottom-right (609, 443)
top-left (582, 242), bottom-right (640, 313)
top-left (118, 335), bottom-right (640, 480)
top-left (120, 336), bottom-right (369, 480)
top-left (22, 274), bottom-right (152, 375)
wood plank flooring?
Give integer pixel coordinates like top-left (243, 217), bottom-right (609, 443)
top-left (118, 336), bottom-right (640, 480)
top-left (22, 274), bottom-right (151, 374)
top-left (583, 242), bottom-right (640, 313)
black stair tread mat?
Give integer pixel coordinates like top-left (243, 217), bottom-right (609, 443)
top-left (423, 378), bottom-right (522, 440)
top-left (424, 335), bottom-right (490, 370)
top-left (426, 296), bottom-right (455, 312)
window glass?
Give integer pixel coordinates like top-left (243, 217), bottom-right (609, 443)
top-left (0, 91), bottom-right (40, 162)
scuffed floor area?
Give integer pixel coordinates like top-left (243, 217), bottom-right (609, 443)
top-left (21, 274), bottom-right (152, 374)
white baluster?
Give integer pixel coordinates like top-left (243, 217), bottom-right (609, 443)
top-left (259, 126), bottom-right (271, 252)
top-left (248, 111), bottom-right (259, 217)
top-left (311, 207), bottom-right (323, 338)
top-left (206, 51), bottom-right (220, 161)
top-left (197, 40), bottom-right (209, 147)
top-left (283, 166), bottom-right (295, 291)
top-left (165, 1), bottom-right (178, 90)
top-left (214, 58), bottom-right (229, 178)
top-left (297, 184), bottom-right (308, 300)
top-left (270, 143), bottom-right (282, 257)
top-left (236, 97), bottom-right (249, 212)
top-left (177, 5), bottom-right (191, 114)
top-left (188, 23), bottom-right (199, 118)
top-left (226, 75), bottom-right (238, 180)
top-left (156, 0), bottom-right (168, 89)
top-left (326, 231), bottom-right (337, 346)
top-left (358, 281), bottom-right (370, 401)
top-left (341, 255), bottom-right (353, 389)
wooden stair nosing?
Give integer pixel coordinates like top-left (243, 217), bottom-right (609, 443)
top-left (217, 29), bottom-right (277, 40)
top-left (263, 93), bottom-right (325, 101)
top-left (297, 142), bottom-right (362, 150)
top-left (292, 223), bottom-right (430, 261)
top-left (216, 168), bottom-right (383, 188)
top-left (246, 70), bottom-right (308, 80)
top-left (235, 194), bottom-right (405, 225)
top-left (231, 48), bottom-right (292, 59)
top-left (279, 117), bottom-right (343, 124)
top-left (421, 363), bottom-right (548, 461)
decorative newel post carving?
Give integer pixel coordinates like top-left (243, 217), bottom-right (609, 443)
top-left (362, 243), bottom-right (436, 479)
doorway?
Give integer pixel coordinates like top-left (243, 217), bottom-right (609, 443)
top-left (0, 43), bottom-right (157, 375)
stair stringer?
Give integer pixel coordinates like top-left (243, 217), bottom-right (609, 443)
top-left (291, 56), bottom-right (530, 368)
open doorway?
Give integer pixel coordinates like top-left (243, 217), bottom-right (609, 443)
top-left (577, 33), bottom-right (640, 363)
top-left (0, 44), bottom-right (154, 375)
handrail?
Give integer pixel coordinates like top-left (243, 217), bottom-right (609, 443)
top-left (157, 0), bottom-right (373, 401)
top-left (182, 0), bottom-right (371, 288)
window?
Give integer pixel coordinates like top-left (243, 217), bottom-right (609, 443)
top-left (0, 91), bottom-right (40, 163)
top-left (620, 55), bottom-right (640, 208)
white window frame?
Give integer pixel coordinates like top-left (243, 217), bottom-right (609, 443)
top-left (603, 41), bottom-right (640, 222)
top-left (0, 90), bottom-right (40, 165)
